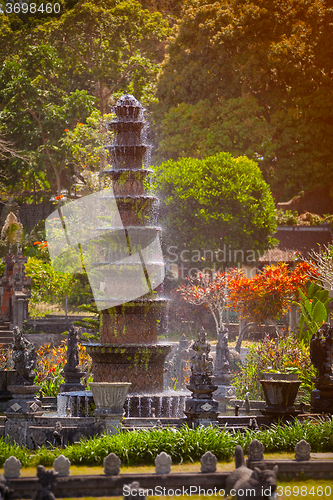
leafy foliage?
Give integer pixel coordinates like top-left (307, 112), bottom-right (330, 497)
top-left (232, 332), bottom-right (316, 401)
top-left (155, 0), bottom-right (333, 200)
top-left (176, 270), bottom-right (230, 335)
top-left (1, 419), bottom-right (333, 467)
top-left (0, 0), bottom-right (170, 199)
top-left (154, 153), bottom-right (277, 261)
top-left (294, 282), bottom-right (332, 346)
top-left (228, 262), bottom-right (317, 324)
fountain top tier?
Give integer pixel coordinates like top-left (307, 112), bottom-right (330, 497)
top-left (106, 94), bottom-right (148, 171)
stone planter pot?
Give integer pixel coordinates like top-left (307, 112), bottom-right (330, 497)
top-left (262, 372), bottom-right (298, 381)
top-left (260, 379), bottom-right (301, 416)
top-left (90, 382), bottom-right (131, 416)
top-left (90, 382), bottom-right (131, 434)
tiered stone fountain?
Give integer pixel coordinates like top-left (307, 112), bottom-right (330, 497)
top-left (86, 95), bottom-right (172, 405)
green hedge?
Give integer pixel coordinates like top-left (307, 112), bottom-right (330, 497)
top-left (1, 419), bottom-right (332, 467)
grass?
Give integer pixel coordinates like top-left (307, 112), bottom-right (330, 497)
top-left (0, 419), bottom-right (332, 468)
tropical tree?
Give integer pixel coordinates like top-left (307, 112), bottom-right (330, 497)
top-left (228, 262), bottom-right (317, 324)
top-left (176, 270), bottom-right (231, 336)
top-left (155, 0), bottom-right (333, 200)
top-left (154, 152), bottom-right (277, 267)
top-left (46, 0), bottom-right (170, 112)
top-left (0, 43), bottom-right (96, 197)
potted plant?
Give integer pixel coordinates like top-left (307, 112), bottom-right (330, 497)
top-left (260, 366), bottom-right (301, 415)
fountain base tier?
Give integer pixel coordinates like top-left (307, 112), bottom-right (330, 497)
top-left (86, 344), bottom-right (171, 393)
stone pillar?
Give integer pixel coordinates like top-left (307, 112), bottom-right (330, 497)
top-left (5, 385), bottom-right (42, 447)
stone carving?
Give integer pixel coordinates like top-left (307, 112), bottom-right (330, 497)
top-left (165, 334), bottom-right (192, 390)
top-left (53, 455), bottom-right (71, 477)
top-left (103, 453), bottom-right (121, 475)
top-left (31, 428), bottom-right (47, 448)
top-left (0, 473), bottom-right (18, 500)
top-left (200, 451), bottom-right (217, 473)
top-left (11, 326), bottom-right (37, 385)
top-left (310, 323), bottom-right (333, 413)
top-left (155, 452), bottom-right (172, 474)
top-left (247, 439), bottom-right (264, 461)
top-left (191, 328), bottom-right (214, 376)
top-left (243, 392), bottom-right (251, 413)
top-left (3, 456), bottom-right (21, 479)
top-left (310, 323), bottom-right (333, 382)
top-left (214, 329), bottom-right (231, 380)
top-left (295, 439), bottom-right (311, 461)
top-left (52, 421), bottom-right (64, 448)
top-left (184, 328), bottom-right (219, 426)
top-left (123, 481), bottom-right (146, 500)
top-left (64, 326), bottom-right (80, 373)
top-left (32, 465), bottom-right (58, 500)
top-left (60, 326), bottom-right (85, 392)
top-left (248, 418), bottom-right (259, 431)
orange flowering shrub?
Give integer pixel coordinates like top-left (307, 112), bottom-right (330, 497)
top-left (228, 262), bottom-right (318, 323)
top-left (34, 341), bottom-right (92, 394)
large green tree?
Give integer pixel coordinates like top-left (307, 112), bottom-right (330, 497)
top-left (0, 43), bottom-right (96, 197)
top-left (155, 0), bottom-right (333, 200)
top-left (154, 152), bottom-right (277, 269)
top-left (45, 0), bottom-right (170, 112)
top-left (0, 0), bottom-right (170, 198)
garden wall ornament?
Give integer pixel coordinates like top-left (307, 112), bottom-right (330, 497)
top-left (200, 451), bottom-right (217, 473)
top-left (247, 439), bottom-right (264, 462)
top-left (3, 456), bottom-right (21, 479)
top-left (53, 455), bottom-right (71, 477)
top-left (103, 453), bottom-right (121, 475)
top-left (294, 440), bottom-right (311, 461)
top-left (155, 452), bottom-right (172, 474)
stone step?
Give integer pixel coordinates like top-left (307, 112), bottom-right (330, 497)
top-left (0, 330), bottom-right (13, 337)
top-left (0, 330), bottom-right (13, 346)
top-left (0, 339), bottom-right (12, 346)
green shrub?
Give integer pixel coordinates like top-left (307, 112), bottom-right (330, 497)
top-left (0, 419), bottom-right (332, 467)
top-left (232, 331), bottom-right (315, 401)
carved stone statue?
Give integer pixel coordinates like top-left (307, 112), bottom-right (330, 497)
top-left (310, 323), bottom-right (333, 383)
top-left (11, 326), bottom-right (37, 385)
top-left (184, 327), bottom-right (219, 426)
top-left (32, 465), bottom-right (58, 500)
top-left (60, 326), bottom-right (85, 392)
top-left (191, 327), bottom-right (214, 376)
top-left (64, 326), bottom-right (81, 373)
top-left (310, 323), bottom-right (333, 413)
top-left (214, 329), bottom-right (230, 377)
